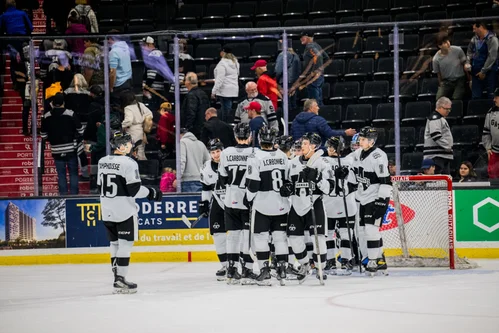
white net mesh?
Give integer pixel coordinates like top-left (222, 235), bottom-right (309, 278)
top-left (381, 177), bottom-right (477, 269)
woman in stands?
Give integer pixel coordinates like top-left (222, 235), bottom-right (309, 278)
top-left (121, 91), bottom-right (153, 161)
top-left (211, 46), bottom-right (240, 123)
top-left (457, 161), bottom-right (478, 182)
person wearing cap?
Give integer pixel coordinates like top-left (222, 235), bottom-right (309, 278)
top-left (40, 93), bottom-right (84, 195)
top-left (300, 31), bottom-right (329, 106)
top-left (388, 159), bottom-right (396, 176)
top-left (211, 46), bottom-right (240, 122)
top-left (181, 72), bottom-right (210, 139)
top-left (420, 159), bottom-right (436, 175)
top-left (157, 102), bottom-right (175, 157)
top-left (424, 97), bottom-right (454, 175)
top-left (201, 107), bottom-right (236, 148)
top-left (483, 88), bottom-right (499, 178)
top-left (142, 36), bottom-right (170, 117)
top-left (251, 59), bottom-right (280, 110)
top-left (246, 101), bottom-right (265, 147)
top-left (179, 128), bottom-right (210, 193)
top-left (235, 81), bottom-right (278, 131)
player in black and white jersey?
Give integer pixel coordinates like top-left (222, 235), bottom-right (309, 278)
top-left (218, 123), bottom-right (257, 284)
top-left (246, 126), bottom-right (290, 286)
top-left (276, 135), bottom-right (294, 158)
top-left (280, 133), bottom-right (335, 282)
top-left (352, 127), bottom-right (392, 276)
top-left (98, 132), bottom-right (162, 293)
top-left (322, 137), bottom-right (358, 275)
top-left (199, 138), bottom-right (227, 281)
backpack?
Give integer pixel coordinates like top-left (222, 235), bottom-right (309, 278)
top-left (69, 6), bottom-right (92, 32)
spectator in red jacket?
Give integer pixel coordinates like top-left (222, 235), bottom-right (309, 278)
top-left (156, 101), bottom-right (175, 156)
top-left (251, 59), bottom-right (280, 110)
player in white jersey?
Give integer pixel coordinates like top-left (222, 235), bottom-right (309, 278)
top-left (98, 132), bottom-right (162, 293)
top-left (353, 127), bottom-right (392, 276)
top-left (246, 126), bottom-right (290, 286)
top-left (218, 123), bottom-right (257, 284)
top-left (199, 138), bottom-right (227, 281)
top-left (322, 137), bottom-right (358, 275)
top-left (280, 133), bottom-right (335, 283)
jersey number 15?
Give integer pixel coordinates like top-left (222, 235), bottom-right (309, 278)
top-left (99, 174), bottom-right (119, 197)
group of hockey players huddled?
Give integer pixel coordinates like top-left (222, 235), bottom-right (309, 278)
top-left (199, 123), bottom-right (393, 286)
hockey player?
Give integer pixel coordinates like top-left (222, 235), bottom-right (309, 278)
top-left (98, 132), bottom-right (163, 293)
top-left (292, 139), bottom-right (303, 157)
top-left (353, 127), bottom-right (392, 276)
top-left (280, 132), bottom-right (335, 283)
top-left (322, 137), bottom-right (358, 275)
top-left (246, 126), bottom-right (290, 286)
top-left (199, 138), bottom-right (227, 281)
top-left (218, 123), bottom-right (257, 284)
top-left (276, 135), bottom-right (294, 158)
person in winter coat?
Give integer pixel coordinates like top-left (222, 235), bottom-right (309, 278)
top-left (234, 81), bottom-right (278, 130)
top-left (83, 85), bottom-right (105, 143)
top-left (251, 59), bottom-right (280, 110)
top-left (64, 73), bottom-right (91, 125)
top-left (201, 107), bottom-right (236, 148)
top-left (66, 15), bottom-right (88, 55)
top-left (180, 72), bottom-right (210, 139)
top-left (156, 102), bottom-right (175, 157)
top-left (275, 43), bottom-right (302, 111)
top-left (291, 99), bottom-right (356, 144)
top-left (179, 128), bottom-right (210, 193)
top-left (121, 91), bottom-right (153, 160)
top-left (68, 0), bottom-right (99, 33)
top-left (211, 46), bottom-right (240, 122)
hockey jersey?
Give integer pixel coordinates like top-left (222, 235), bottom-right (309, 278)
top-left (200, 160), bottom-right (226, 209)
top-left (288, 152), bottom-right (333, 216)
top-left (218, 144), bottom-right (255, 210)
top-left (97, 155), bottom-right (150, 222)
top-left (246, 149), bottom-right (290, 216)
top-left (322, 155), bottom-right (357, 218)
top-left (351, 147), bottom-right (392, 205)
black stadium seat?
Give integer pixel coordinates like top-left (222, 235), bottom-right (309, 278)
top-left (372, 103), bottom-right (401, 127)
top-left (418, 78), bottom-right (439, 102)
top-left (256, 0), bottom-right (283, 19)
top-left (176, 3), bottom-right (203, 22)
top-left (195, 44), bottom-right (222, 61)
top-left (464, 99), bottom-right (493, 125)
top-left (250, 41), bottom-right (278, 60)
top-left (374, 57), bottom-right (403, 81)
top-left (385, 127), bottom-right (416, 153)
top-left (324, 59), bottom-right (345, 81)
top-left (363, 35), bottom-right (389, 56)
top-left (283, 0), bottom-right (309, 18)
top-left (402, 101), bottom-right (432, 127)
top-left (344, 58), bottom-right (373, 81)
top-left (320, 105), bottom-right (342, 127)
top-left (389, 79), bottom-right (418, 103)
top-left (401, 152), bottom-right (424, 175)
top-left (359, 80), bottom-right (389, 106)
top-left (334, 37), bottom-right (363, 58)
top-left (203, 3), bottom-right (231, 21)
top-left (309, 0), bottom-right (335, 18)
top-left (229, 2), bottom-right (256, 20)
top-left (364, 0), bottom-right (391, 15)
top-left (447, 100), bottom-right (463, 125)
top-left (390, 0), bottom-right (418, 15)
top-left (364, 15), bottom-right (391, 36)
top-left (330, 81), bottom-right (360, 104)
top-left (452, 125), bottom-right (480, 148)
top-left (342, 104), bottom-right (372, 129)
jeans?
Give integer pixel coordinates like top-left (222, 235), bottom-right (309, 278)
top-left (54, 154), bottom-right (79, 195)
top-left (306, 75), bottom-right (324, 106)
top-left (181, 181), bottom-right (202, 193)
top-left (436, 77), bottom-right (467, 101)
top-left (472, 70), bottom-right (498, 99)
top-left (217, 96), bottom-right (233, 122)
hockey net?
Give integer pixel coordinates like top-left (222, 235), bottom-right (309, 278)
top-left (381, 175), bottom-right (477, 269)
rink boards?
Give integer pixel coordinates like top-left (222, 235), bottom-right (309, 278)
top-left (0, 188), bottom-right (497, 265)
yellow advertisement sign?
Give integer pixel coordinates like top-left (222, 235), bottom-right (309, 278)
top-left (136, 228), bottom-right (213, 246)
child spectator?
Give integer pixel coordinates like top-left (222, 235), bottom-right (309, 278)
top-left (160, 167), bottom-right (176, 193)
top-left (156, 102), bottom-right (175, 157)
top-left (457, 161), bottom-right (478, 182)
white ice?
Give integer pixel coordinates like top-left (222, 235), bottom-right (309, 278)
top-left (1, 261), bottom-right (499, 333)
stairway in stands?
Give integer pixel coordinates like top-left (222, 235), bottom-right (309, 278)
top-left (0, 1), bottom-right (89, 197)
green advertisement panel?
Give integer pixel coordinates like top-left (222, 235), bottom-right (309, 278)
top-left (455, 189), bottom-right (499, 242)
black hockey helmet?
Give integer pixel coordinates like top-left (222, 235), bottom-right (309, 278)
top-left (259, 125), bottom-right (278, 145)
top-left (293, 139), bottom-right (302, 150)
top-left (233, 122), bottom-right (251, 140)
top-left (277, 135), bottom-right (294, 151)
top-left (207, 138), bottom-right (224, 151)
top-left (110, 131), bottom-right (133, 150)
top-left (326, 136), bottom-right (344, 152)
top-left (301, 132), bottom-right (322, 147)
top-left (358, 126), bottom-right (378, 142)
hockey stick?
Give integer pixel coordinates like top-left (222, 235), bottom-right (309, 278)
top-left (306, 149), bottom-right (325, 285)
top-left (336, 155), bottom-right (362, 274)
top-left (247, 131), bottom-right (258, 263)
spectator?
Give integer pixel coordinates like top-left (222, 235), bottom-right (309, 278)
top-left (300, 31), bottom-right (329, 106)
top-left (179, 128), bottom-right (210, 192)
top-left (466, 21), bottom-right (499, 99)
top-left (424, 97), bottom-right (454, 175)
top-left (433, 35), bottom-right (468, 101)
top-left (275, 41), bottom-right (301, 111)
top-left (81, 38), bottom-right (104, 88)
top-left (211, 46), bottom-right (240, 122)
top-left (235, 81), bottom-right (278, 130)
top-left (251, 59), bottom-right (280, 110)
top-left (420, 159), bottom-right (436, 175)
top-left (169, 39), bottom-right (195, 104)
top-left (121, 91), bottom-right (153, 160)
top-left (108, 32), bottom-right (132, 105)
top-left (64, 74), bottom-right (91, 125)
top-left (44, 46), bottom-right (74, 114)
top-left (180, 72), bottom-right (210, 139)
top-left (457, 161), bottom-right (478, 182)
top-left (66, 14), bottom-right (88, 55)
top-left (156, 102), bottom-right (175, 158)
top-left (68, 0), bottom-right (99, 33)
top-left (40, 93), bottom-right (83, 195)
top-left (483, 88), bottom-right (499, 178)
top-left (291, 99), bottom-right (356, 144)
top-left (388, 159), bottom-right (396, 176)
top-left (201, 107), bottom-right (236, 148)
top-left (247, 101), bottom-right (266, 145)
top-left (83, 85), bottom-right (105, 144)
top-left (160, 167), bottom-right (176, 193)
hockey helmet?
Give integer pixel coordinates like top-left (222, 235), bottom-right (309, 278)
top-left (358, 126), bottom-right (378, 142)
top-left (207, 138), bottom-right (224, 151)
top-left (110, 131), bottom-right (133, 150)
top-left (259, 125), bottom-right (278, 145)
top-left (233, 123), bottom-right (251, 140)
top-left (277, 135), bottom-right (294, 151)
top-left (301, 132), bottom-right (322, 147)
top-left (109, 114), bottom-right (122, 131)
top-left (293, 139), bottom-right (302, 150)
top-left (326, 136), bottom-right (344, 152)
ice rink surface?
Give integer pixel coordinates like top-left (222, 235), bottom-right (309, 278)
top-left (1, 260), bottom-right (499, 333)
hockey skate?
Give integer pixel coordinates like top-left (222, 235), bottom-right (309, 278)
top-left (216, 266), bottom-right (227, 281)
top-left (285, 264), bottom-right (299, 280)
top-left (365, 259), bottom-right (378, 277)
top-left (226, 262), bottom-right (241, 285)
top-left (297, 263), bottom-right (311, 284)
top-left (324, 258), bottom-right (337, 275)
top-left (275, 262), bottom-right (287, 286)
top-left (113, 275), bottom-right (137, 294)
top-left (241, 266), bottom-right (258, 285)
top-left (255, 262), bottom-right (272, 286)
top-left (336, 258), bottom-right (353, 276)
top-left (376, 255), bottom-right (389, 276)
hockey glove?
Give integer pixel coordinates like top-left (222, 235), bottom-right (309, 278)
top-left (279, 181), bottom-right (294, 197)
top-left (373, 197), bottom-right (390, 220)
top-left (334, 166), bottom-right (349, 180)
top-left (146, 187), bottom-right (163, 201)
top-left (198, 200), bottom-right (210, 217)
top-left (243, 195), bottom-right (253, 210)
top-left (302, 167), bottom-right (320, 183)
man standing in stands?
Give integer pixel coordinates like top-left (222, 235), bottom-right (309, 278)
top-left (108, 32), bottom-right (132, 105)
top-left (201, 107), bottom-right (236, 148)
top-left (246, 101), bottom-right (265, 146)
top-left (423, 97), bottom-right (454, 175)
top-left (251, 60), bottom-right (280, 111)
top-left (483, 89), bottom-right (499, 179)
top-left (181, 72), bottom-right (210, 139)
top-left (466, 21), bottom-right (499, 99)
top-left (300, 31), bottom-right (329, 106)
top-left (235, 81), bottom-right (278, 131)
